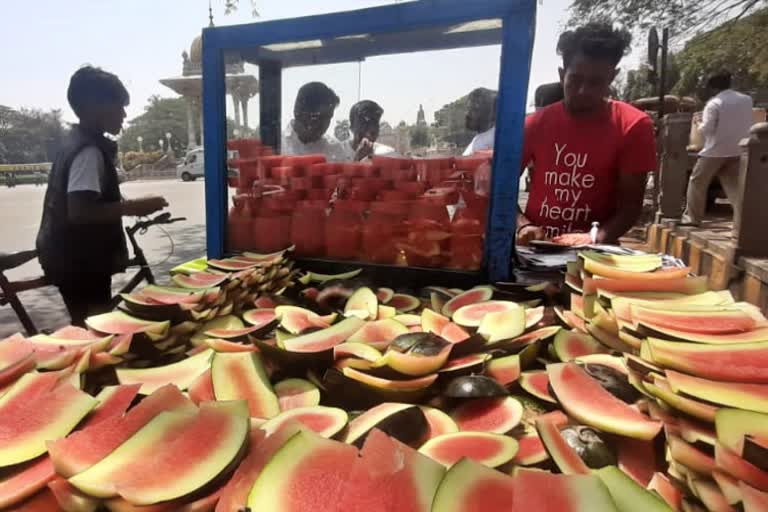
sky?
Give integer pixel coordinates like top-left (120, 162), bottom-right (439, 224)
top-left (1, 0), bottom-right (573, 130)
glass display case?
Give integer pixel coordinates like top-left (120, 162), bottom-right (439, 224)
top-left (202, 0), bottom-right (536, 283)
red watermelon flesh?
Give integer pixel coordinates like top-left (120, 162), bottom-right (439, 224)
top-left (274, 379), bottom-right (321, 411)
top-left (50, 326), bottom-right (102, 340)
top-left (716, 443), bottom-right (768, 491)
top-left (430, 458), bottom-right (515, 512)
top-left (48, 384), bottom-right (195, 477)
top-left (5, 488), bottom-right (60, 512)
top-left (741, 481), bottom-right (768, 512)
top-left (420, 432), bottom-right (518, 468)
top-left (547, 363), bottom-right (662, 440)
top-left (616, 437), bottom-right (656, 486)
top-left (450, 397), bottom-right (523, 434)
top-left (0, 372), bottom-right (63, 411)
top-left (86, 311), bottom-right (169, 336)
top-left (337, 429), bottom-right (444, 512)
top-left (188, 369), bottom-right (216, 405)
top-left (631, 306), bottom-right (756, 334)
top-left (246, 431), bottom-right (359, 511)
top-left (512, 434), bottom-right (549, 466)
top-left (440, 322), bottom-right (470, 343)
top-left (82, 384), bottom-right (141, 428)
top-left (648, 338), bottom-right (768, 383)
top-left (441, 287), bottom-right (493, 317)
top-left (216, 423), bottom-right (300, 512)
top-left (48, 477), bottom-right (98, 512)
top-left (105, 484), bottom-right (226, 512)
top-left (211, 352), bottom-right (280, 419)
top-left (647, 473), bottom-right (682, 511)
top-left (173, 272), bottom-right (229, 289)
top-left (419, 407), bottom-right (459, 440)
top-left (111, 402), bottom-right (249, 505)
top-left (69, 402), bottom-right (248, 503)
top-left (0, 381), bottom-right (97, 467)
top-left (109, 334), bottom-right (134, 356)
top-left (0, 336), bottom-right (35, 387)
top-left (519, 371), bottom-right (557, 403)
top-left (242, 308), bottom-right (277, 328)
top-left (205, 339), bottom-right (258, 352)
top-left (0, 457), bottom-right (56, 508)
top-left (511, 469), bottom-right (618, 511)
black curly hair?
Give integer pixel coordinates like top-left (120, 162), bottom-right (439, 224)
top-left (67, 66), bottom-right (129, 118)
top-left (557, 23), bottom-right (632, 69)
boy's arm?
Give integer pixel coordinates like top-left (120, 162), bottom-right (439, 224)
top-left (67, 147), bottom-right (166, 224)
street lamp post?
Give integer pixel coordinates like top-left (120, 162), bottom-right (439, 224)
top-left (165, 132), bottom-right (173, 155)
top-left (137, 136), bottom-right (144, 153)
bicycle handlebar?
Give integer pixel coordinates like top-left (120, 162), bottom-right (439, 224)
top-left (126, 213), bottom-right (186, 235)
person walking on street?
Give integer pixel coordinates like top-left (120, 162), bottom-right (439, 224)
top-left (681, 71), bottom-right (753, 226)
top-left (36, 66), bottom-right (168, 326)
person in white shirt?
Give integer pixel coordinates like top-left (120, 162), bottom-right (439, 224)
top-left (346, 100), bottom-right (395, 161)
top-left (463, 88), bottom-right (498, 156)
top-left (682, 71), bottom-right (754, 225)
top-left (282, 82), bottom-right (348, 161)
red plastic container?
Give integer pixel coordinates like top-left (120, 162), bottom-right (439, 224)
top-left (290, 177), bottom-right (312, 191)
top-left (282, 154), bottom-right (326, 169)
top-left (307, 189), bottom-right (330, 200)
top-left (395, 181), bottom-right (427, 196)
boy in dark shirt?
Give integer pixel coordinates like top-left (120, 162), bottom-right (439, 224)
top-left (37, 66), bottom-right (167, 326)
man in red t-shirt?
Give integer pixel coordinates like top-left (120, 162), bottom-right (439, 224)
top-left (518, 23), bottom-right (657, 246)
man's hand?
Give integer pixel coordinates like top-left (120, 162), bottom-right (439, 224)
top-left (124, 196), bottom-right (168, 217)
top-left (354, 138), bottom-right (374, 161)
top-left (517, 225), bottom-right (546, 246)
top-left (552, 232), bottom-right (593, 246)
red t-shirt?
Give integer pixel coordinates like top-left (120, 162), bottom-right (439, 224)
top-left (522, 100), bottom-right (657, 237)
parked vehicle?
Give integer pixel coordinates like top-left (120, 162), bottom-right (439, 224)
top-left (176, 148), bottom-right (204, 182)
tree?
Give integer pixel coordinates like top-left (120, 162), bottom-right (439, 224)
top-left (119, 96), bottom-right (190, 156)
top-left (620, 53), bottom-right (681, 102)
top-left (0, 106), bottom-right (67, 164)
top-left (569, 0), bottom-right (765, 36)
top-left (410, 125), bottom-right (430, 148)
top-left (433, 95), bottom-right (474, 149)
top-left (672, 7), bottom-right (768, 100)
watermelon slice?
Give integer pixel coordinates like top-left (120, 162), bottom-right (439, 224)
top-left (665, 369), bottom-right (768, 414)
top-left (643, 377), bottom-right (718, 422)
top-left (0, 371), bottom-right (61, 410)
top-left (246, 431), bottom-right (358, 510)
top-left (667, 435), bottom-right (716, 474)
top-left (215, 425), bottom-right (298, 512)
top-left (172, 272), bottom-right (229, 289)
top-left (260, 406), bottom-right (348, 438)
top-left (242, 308), bottom-right (277, 329)
top-left (582, 255), bottom-right (688, 280)
top-left (282, 317), bottom-right (365, 353)
top-left (648, 338), bottom-right (768, 383)
top-left (86, 311), bottom-right (170, 336)
top-left (630, 306), bottom-right (756, 334)
top-left (0, 457), bottom-right (56, 508)
top-left (716, 443), bottom-right (768, 491)
top-left (616, 437), bottom-right (656, 486)
top-left (535, 417), bottom-right (591, 475)
top-left (139, 285), bottom-right (207, 305)
top-left (512, 468), bottom-right (618, 511)
top-left (647, 473), bottom-right (683, 511)
top-left (547, 363), bottom-right (662, 440)
top-left (48, 384), bottom-right (195, 477)
top-left (337, 429), bottom-right (444, 512)
top-left (211, 351), bottom-right (280, 419)
top-left (691, 479), bottom-right (734, 512)
top-left (430, 458), bottom-right (515, 512)
top-left (47, 478), bottom-right (98, 512)
top-left (70, 401), bottom-right (249, 504)
top-left (82, 384), bottom-right (141, 428)
top-left (741, 481), bottom-right (768, 512)
top-left (419, 406), bottom-right (459, 440)
top-left (0, 336), bottom-right (39, 387)
top-left (596, 466), bottom-right (673, 512)
top-left (274, 378), bottom-right (321, 411)
top-left (639, 324), bottom-right (768, 344)
top-left (441, 286), bottom-right (494, 318)
top-left (116, 349), bottom-right (212, 395)
top-left (513, 434), bottom-right (549, 466)
top-left (519, 370), bottom-right (557, 404)
top-left (583, 275), bottom-right (708, 295)
top-left (450, 397), bottom-right (524, 434)
top-left (553, 329), bottom-right (608, 361)
top-left (188, 369), bottom-right (215, 405)
top-left (419, 432), bottom-right (519, 468)
top-left (0, 381), bottom-right (97, 467)
top-left (5, 488), bottom-right (60, 511)
top-left (712, 470), bottom-right (741, 506)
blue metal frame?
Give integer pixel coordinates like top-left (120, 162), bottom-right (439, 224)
top-left (202, 0), bottom-right (536, 282)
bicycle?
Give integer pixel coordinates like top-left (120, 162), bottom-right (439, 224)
top-left (0, 212), bottom-right (186, 335)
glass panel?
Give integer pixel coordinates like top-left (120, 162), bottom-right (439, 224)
top-left (224, 22), bottom-right (504, 272)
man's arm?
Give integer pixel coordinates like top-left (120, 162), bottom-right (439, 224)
top-left (68, 193), bottom-right (167, 224)
top-left (699, 100), bottom-right (719, 137)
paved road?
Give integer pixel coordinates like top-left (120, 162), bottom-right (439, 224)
top-left (0, 180), bottom-right (208, 337)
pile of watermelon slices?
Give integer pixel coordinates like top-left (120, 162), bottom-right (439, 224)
top-left (0, 245), bottom-right (766, 510)
top-left (562, 250), bottom-right (768, 511)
